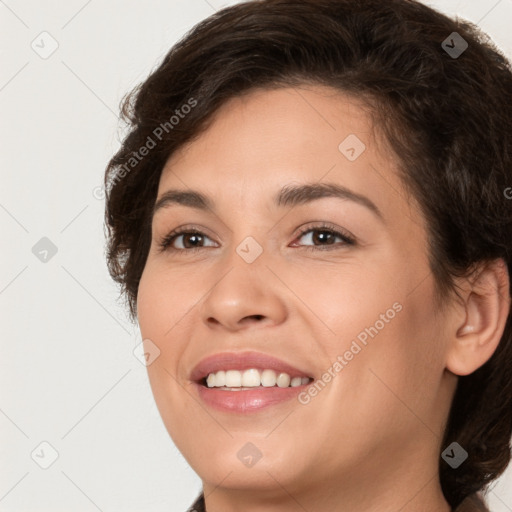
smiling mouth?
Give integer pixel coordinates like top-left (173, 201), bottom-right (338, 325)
top-left (199, 368), bottom-right (314, 389)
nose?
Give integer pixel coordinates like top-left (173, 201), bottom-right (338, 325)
top-left (199, 263), bottom-right (288, 333)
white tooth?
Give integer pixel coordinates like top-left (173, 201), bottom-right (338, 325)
top-left (214, 370), bottom-right (226, 387)
top-left (206, 369), bottom-right (310, 388)
top-left (290, 377), bottom-right (302, 387)
top-left (261, 369), bottom-right (277, 387)
top-left (277, 372), bottom-right (291, 388)
top-left (206, 373), bottom-right (216, 388)
top-left (225, 370), bottom-right (242, 387)
top-left (242, 369), bottom-right (261, 387)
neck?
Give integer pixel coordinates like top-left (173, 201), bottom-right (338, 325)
top-left (202, 462), bottom-right (452, 512)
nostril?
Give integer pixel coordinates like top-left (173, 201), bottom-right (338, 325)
top-left (243, 314), bottom-right (264, 321)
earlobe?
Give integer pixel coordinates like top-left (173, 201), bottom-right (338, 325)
top-left (445, 259), bottom-right (511, 376)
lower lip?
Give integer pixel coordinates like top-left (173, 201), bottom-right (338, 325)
top-left (194, 382), bottom-right (308, 413)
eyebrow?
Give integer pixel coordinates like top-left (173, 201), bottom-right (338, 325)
top-left (153, 182), bottom-right (384, 222)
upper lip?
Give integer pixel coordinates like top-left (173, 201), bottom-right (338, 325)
top-left (190, 351), bottom-right (314, 383)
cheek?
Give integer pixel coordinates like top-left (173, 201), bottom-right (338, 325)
top-left (136, 268), bottom-right (167, 335)
top-left (308, 253), bottom-right (446, 404)
top-left (284, 256), bottom-right (400, 351)
top-left (137, 262), bottom-right (197, 338)
top-left (355, 279), bottom-right (447, 414)
top-left (136, 267), bottom-right (196, 441)
top-left (136, 265), bottom-right (189, 389)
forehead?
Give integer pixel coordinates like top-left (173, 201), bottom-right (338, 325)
top-left (163, 86), bottom-right (377, 175)
top-left (157, 85), bottom-right (419, 224)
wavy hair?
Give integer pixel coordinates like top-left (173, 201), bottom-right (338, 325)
top-left (104, 0), bottom-right (512, 507)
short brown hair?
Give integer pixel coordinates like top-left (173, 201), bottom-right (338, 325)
top-left (104, 0), bottom-right (512, 507)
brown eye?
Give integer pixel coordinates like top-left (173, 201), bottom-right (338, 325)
top-left (159, 229), bottom-right (216, 253)
top-left (292, 224), bottom-right (355, 251)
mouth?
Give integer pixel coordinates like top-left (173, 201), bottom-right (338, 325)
top-left (198, 369), bottom-right (313, 390)
top-left (190, 351), bottom-right (315, 413)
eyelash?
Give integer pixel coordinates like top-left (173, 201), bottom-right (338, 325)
top-left (157, 222), bottom-right (356, 255)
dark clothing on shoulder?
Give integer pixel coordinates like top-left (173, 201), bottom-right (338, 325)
top-left (187, 491), bottom-right (490, 511)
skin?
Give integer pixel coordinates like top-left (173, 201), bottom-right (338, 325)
top-left (136, 85), bottom-right (510, 512)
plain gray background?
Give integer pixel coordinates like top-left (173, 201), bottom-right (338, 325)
top-left (1, 0), bottom-right (511, 510)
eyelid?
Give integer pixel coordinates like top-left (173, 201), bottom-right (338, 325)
top-left (157, 222), bottom-right (356, 254)
top-left (156, 225), bottom-right (217, 254)
top-left (293, 221), bottom-right (355, 245)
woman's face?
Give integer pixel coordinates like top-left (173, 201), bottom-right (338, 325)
top-left (137, 86), bottom-right (456, 507)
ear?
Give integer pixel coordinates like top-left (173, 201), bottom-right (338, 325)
top-left (445, 258), bottom-right (511, 376)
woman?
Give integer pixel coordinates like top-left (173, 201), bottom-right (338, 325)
top-left (104, 0), bottom-right (512, 510)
